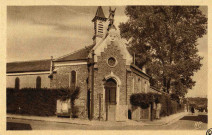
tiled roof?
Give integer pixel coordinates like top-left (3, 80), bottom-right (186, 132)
top-left (7, 45), bottom-right (94, 73)
top-left (54, 45), bottom-right (94, 62)
top-left (130, 64), bottom-right (150, 78)
top-left (7, 59), bottom-right (51, 73)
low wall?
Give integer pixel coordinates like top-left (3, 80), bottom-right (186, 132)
top-left (131, 105), bottom-right (150, 121)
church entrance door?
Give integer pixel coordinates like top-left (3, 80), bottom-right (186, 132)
top-left (105, 78), bottom-right (117, 121)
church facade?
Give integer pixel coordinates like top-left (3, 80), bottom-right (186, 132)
top-left (7, 7), bottom-right (160, 121)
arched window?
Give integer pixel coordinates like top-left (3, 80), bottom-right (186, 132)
top-left (36, 76), bottom-right (41, 89)
top-left (70, 71), bottom-right (76, 89)
top-left (15, 77), bottom-right (20, 90)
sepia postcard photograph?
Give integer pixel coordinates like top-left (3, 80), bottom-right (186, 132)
top-left (1, 2), bottom-right (210, 134)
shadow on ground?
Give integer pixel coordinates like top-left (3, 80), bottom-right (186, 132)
top-left (7, 122), bottom-right (32, 130)
top-left (180, 115), bottom-right (208, 123)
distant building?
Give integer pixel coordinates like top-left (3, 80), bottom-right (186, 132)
top-left (6, 6), bottom-right (160, 121)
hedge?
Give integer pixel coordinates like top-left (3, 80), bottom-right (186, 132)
top-left (130, 92), bottom-right (162, 108)
top-left (130, 93), bottom-right (184, 118)
top-left (7, 87), bottom-right (80, 116)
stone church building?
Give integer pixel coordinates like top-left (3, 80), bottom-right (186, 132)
top-left (7, 7), bottom-right (161, 121)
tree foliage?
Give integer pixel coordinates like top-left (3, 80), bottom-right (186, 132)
top-left (119, 6), bottom-right (207, 96)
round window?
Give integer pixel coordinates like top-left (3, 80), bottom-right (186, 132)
top-left (108, 57), bottom-right (117, 67)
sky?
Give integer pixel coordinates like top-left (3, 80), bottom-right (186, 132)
top-left (7, 6), bottom-right (208, 97)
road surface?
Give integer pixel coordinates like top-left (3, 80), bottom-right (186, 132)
top-left (7, 113), bottom-right (207, 130)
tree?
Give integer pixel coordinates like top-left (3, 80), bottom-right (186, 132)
top-left (119, 6), bottom-right (207, 96)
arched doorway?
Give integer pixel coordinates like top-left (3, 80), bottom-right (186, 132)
top-left (104, 78), bottom-right (117, 121)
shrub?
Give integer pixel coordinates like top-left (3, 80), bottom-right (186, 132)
top-left (7, 87), bottom-right (80, 117)
top-left (130, 93), bottom-right (185, 118)
top-left (170, 100), bottom-right (178, 114)
top-left (130, 92), bottom-right (162, 109)
top-left (170, 93), bottom-right (180, 103)
top-left (159, 95), bottom-right (167, 117)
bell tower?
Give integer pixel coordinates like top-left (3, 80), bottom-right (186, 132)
top-left (92, 6), bottom-right (107, 44)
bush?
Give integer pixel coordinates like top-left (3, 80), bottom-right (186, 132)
top-left (159, 95), bottom-right (168, 117)
top-left (159, 95), bottom-right (184, 117)
top-left (130, 93), bottom-right (161, 109)
top-left (170, 100), bottom-right (178, 114)
top-left (170, 93), bottom-right (180, 103)
top-left (130, 93), bottom-right (185, 118)
top-left (7, 87), bottom-right (80, 116)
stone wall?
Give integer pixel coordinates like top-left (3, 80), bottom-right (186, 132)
top-left (126, 69), bottom-right (150, 103)
top-left (126, 68), bottom-right (151, 120)
top-left (6, 73), bottom-right (50, 89)
top-left (131, 105), bottom-right (150, 121)
top-left (50, 64), bottom-right (88, 119)
top-left (126, 67), bottom-right (133, 109)
top-left (91, 40), bottom-right (152, 121)
top-left (92, 41), bottom-right (127, 120)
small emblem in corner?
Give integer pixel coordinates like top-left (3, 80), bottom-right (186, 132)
top-left (206, 128), bottom-right (212, 135)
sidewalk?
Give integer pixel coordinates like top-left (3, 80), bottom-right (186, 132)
top-left (7, 111), bottom-right (188, 127)
top-left (7, 114), bottom-right (144, 127)
top-left (142, 111), bottom-right (189, 126)
top-left (7, 114), bottom-right (91, 125)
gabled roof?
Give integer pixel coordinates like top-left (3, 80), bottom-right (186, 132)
top-left (54, 45), bottom-right (94, 62)
top-left (7, 45), bottom-right (94, 73)
top-left (7, 59), bottom-right (51, 73)
top-left (130, 64), bottom-right (150, 78)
